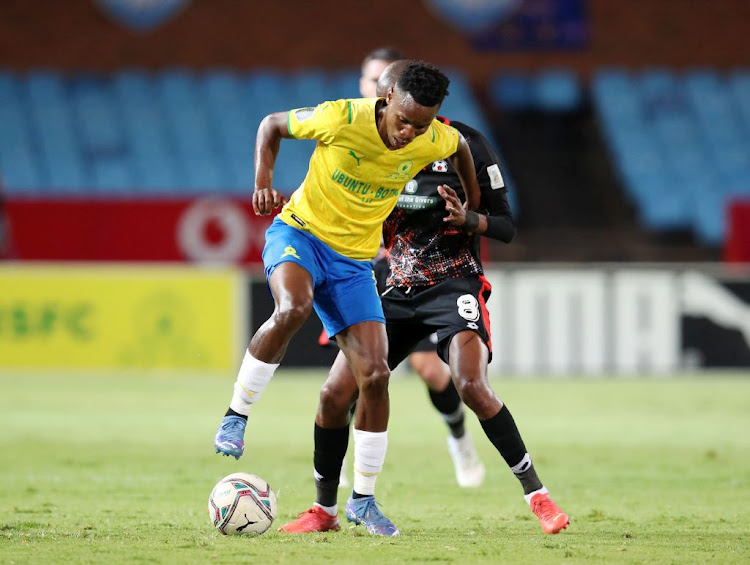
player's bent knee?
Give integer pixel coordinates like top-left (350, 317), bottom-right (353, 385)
top-left (357, 366), bottom-right (391, 398)
top-left (454, 378), bottom-right (495, 414)
top-left (272, 302), bottom-right (312, 331)
top-left (319, 382), bottom-right (355, 421)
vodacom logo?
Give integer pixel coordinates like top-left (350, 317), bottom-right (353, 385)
top-left (177, 197), bottom-right (250, 263)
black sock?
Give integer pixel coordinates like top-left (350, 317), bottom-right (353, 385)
top-left (224, 407), bottom-right (247, 420)
top-left (429, 380), bottom-right (465, 439)
top-left (480, 405), bottom-right (543, 495)
top-left (352, 491), bottom-right (368, 499)
top-left (313, 423), bottom-right (349, 508)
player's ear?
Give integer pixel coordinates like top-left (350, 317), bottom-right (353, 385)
top-left (386, 87), bottom-right (394, 103)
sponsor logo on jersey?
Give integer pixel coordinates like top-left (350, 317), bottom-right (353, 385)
top-left (290, 214), bottom-right (306, 227)
top-left (487, 164), bottom-right (505, 189)
top-left (404, 179), bottom-right (418, 194)
top-left (432, 160), bottom-right (449, 173)
top-left (396, 194), bottom-right (441, 210)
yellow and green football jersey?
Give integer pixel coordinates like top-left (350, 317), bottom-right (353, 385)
top-left (279, 98), bottom-right (459, 261)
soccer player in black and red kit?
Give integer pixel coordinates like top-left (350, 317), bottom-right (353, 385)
top-left (331, 47), bottom-right (486, 491)
top-left (281, 60), bottom-right (569, 536)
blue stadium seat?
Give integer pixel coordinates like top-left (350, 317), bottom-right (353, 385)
top-left (592, 69), bottom-right (641, 126)
top-left (534, 69), bottom-right (581, 112)
top-left (290, 69), bottom-right (329, 107)
top-left (91, 158), bottom-right (133, 192)
top-left (729, 70), bottom-right (750, 132)
top-left (691, 190), bottom-right (726, 245)
top-left (488, 73), bottom-right (532, 111)
top-left (273, 140), bottom-right (315, 193)
top-left (639, 69), bottom-right (678, 104)
top-left (244, 70), bottom-right (293, 115)
top-left (591, 66), bottom-right (750, 243)
top-left (156, 71), bottom-right (230, 191)
top-left (24, 71), bottom-right (89, 191)
top-left (71, 75), bottom-right (125, 156)
top-left (332, 68), bottom-right (361, 100)
top-left (0, 70), bottom-right (45, 191)
top-left (635, 176), bottom-right (691, 230)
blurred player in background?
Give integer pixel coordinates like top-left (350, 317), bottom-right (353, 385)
top-left (281, 61), bottom-right (569, 536)
top-left (340, 47), bottom-right (486, 490)
top-left (214, 61), bottom-right (481, 536)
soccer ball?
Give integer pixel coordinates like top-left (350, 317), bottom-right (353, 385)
top-left (208, 472), bottom-right (277, 535)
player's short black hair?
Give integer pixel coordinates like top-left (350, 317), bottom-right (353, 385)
top-left (361, 47), bottom-right (405, 68)
top-left (396, 61), bottom-right (450, 107)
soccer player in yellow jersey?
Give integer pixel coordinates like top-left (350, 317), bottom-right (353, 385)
top-left (360, 47), bottom-right (486, 490)
top-left (214, 61), bottom-right (481, 536)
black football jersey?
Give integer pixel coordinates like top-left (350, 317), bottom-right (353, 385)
top-left (382, 119), bottom-right (512, 287)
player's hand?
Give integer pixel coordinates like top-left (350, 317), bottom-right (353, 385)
top-left (438, 185), bottom-right (466, 226)
top-left (252, 188), bottom-right (286, 215)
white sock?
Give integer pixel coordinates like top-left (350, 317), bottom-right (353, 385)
top-left (228, 350), bottom-right (279, 416)
top-left (313, 502), bottom-right (337, 517)
top-left (352, 428), bottom-right (388, 496)
top-left (524, 486), bottom-right (549, 506)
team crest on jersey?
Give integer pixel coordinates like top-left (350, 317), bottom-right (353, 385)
top-left (281, 245), bottom-right (300, 259)
top-left (387, 160), bottom-right (414, 180)
top-left (404, 180), bottom-right (418, 194)
top-left (432, 160), bottom-right (449, 173)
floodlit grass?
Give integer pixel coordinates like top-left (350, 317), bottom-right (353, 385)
top-left (1, 370), bottom-right (749, 564)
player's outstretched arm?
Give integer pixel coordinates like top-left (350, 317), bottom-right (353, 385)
top-left (447, 134), bottom-right (480, 211)
top-left (253, 111), bottom-right (292, 215)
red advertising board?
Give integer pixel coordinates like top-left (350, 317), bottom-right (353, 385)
top-left (726, 199), bottom-right (750, 263)
top-left (4, 197), bottom-right (277, 265)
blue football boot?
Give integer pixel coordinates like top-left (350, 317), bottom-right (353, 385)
top-left (213, 415), bottom-right (246, 459)
top-left (345, 494), bottom-right (400, 536)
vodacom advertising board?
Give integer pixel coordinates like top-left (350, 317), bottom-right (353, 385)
top-left (5, 196), bottom-right (275, 264)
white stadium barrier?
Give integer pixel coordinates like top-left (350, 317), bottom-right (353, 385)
top-left (482, 265), bottom-right (750, 375)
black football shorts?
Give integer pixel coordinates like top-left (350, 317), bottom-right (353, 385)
top-left (374, 257), bottom-right (436, 354)
top-left (381, 275), bottom-right (493, 368)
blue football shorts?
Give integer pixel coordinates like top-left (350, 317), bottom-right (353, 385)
top-left (262, 217), bottom-right (385, 338)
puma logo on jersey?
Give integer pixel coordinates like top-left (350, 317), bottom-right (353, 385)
top-left (348, 150), bottom-right (364, 165)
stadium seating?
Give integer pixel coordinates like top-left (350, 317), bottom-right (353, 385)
top-left (0, 68), bottom-right (497, 201)
top-left (489, 69), bottom-right (583, 113)
top-left (7, 65), bottom-right (747, 245)
top-left (591, 67), bottom-right (750, 245)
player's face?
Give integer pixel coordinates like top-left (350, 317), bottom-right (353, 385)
top-left (382, 86), bottom-right (439, 150)
top-left (360, 59), bottom-right (392, 98)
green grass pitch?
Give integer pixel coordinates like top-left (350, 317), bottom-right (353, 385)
top-left (1, 370), bottom-right (749, 564)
